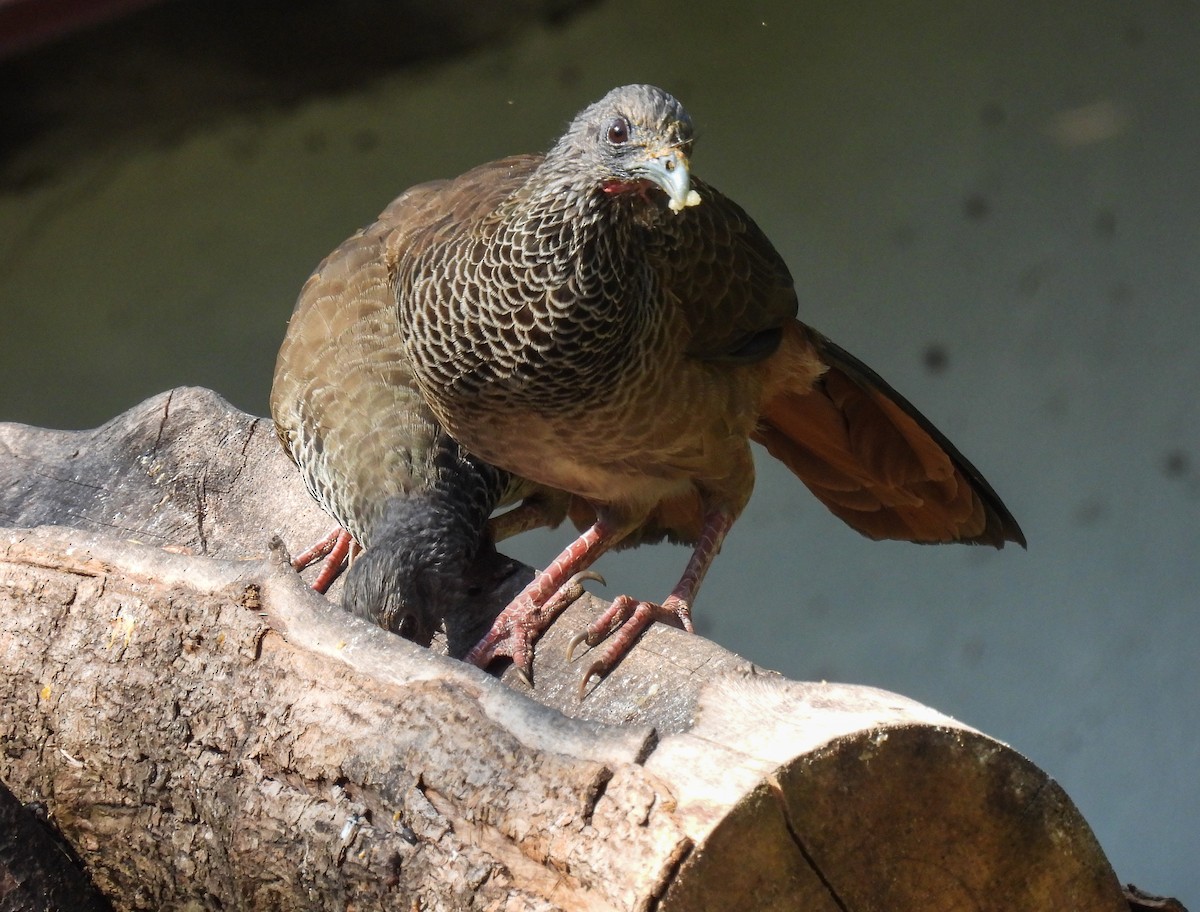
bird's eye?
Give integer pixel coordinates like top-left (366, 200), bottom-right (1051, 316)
top-left (606, 116), bottom-right (630, 145)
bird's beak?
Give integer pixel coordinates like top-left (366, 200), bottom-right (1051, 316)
top-left (634, 147), bottom-right (702, 213)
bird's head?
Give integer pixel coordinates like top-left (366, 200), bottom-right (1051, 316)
top-left (551, 84), bottom-right (702, 214)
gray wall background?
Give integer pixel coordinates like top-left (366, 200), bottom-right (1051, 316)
top-left (1, 0), bottom-right (1196, 900)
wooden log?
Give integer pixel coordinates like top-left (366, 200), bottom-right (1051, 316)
top-left (0, 389), bottom-right (1136, 910)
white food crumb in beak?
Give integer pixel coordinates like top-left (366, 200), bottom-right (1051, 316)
top-left (668, 189), bottom-right (703, 213)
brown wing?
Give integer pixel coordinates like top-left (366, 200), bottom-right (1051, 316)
top-left (655, 177), bottom-right (799, 363)
top-left (377, 154), bottom-right (545, 253)
top-left (270, 155), bottom-right (550, 544)
top-left (753, 323), bottom-right (1026, 548)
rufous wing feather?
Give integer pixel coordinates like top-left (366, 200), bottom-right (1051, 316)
top-left (753, 323), bottom-right (1026, 548)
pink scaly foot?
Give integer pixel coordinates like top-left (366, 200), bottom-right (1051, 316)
top-left (465, 519), bottom-right (617, 680)
top-left (291, 526), bottom-right (357, 594)
top-left (567, 508), bottom-right (735, 698)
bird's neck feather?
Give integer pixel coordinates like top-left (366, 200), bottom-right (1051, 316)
top-left (513, 169), bottom-right (654, 285)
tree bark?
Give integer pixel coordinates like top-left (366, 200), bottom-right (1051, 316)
top-left (0, 389), bottom-right (1141, 910)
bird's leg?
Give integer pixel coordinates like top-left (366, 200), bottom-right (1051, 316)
top-left (464, 518), bottom-right (619, 678)
top-left (291, 525), bottom-right (356, 594)
top-left (568, 508), bottom-right (735, 697)
top-left (487, 492), bottom-right (570, 542)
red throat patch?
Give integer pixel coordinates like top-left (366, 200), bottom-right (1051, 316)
top-left (601, 178), bottom-right (657, 202)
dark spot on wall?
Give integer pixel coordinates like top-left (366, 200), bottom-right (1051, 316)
top-left (353, 129), bottom-right (380, 154)
top-left (1042, 394), bottom-right (1068, 419)
top-left (1094, 209), bottom-right (1116, 239)
top-left (1163, 449), bottom-right (1190, 478)
top-left (557, 64), bottom-right (582, 87)
top-left (1018, 261), bottom-right (1054, 297)
top-left (923, 343), bottom-right (949, 375)
top-left (226, 135), bottom-right (257, 162)
top-left (891, 223), bottom-right (917, 248)
top-left (1122, 21), bottom-right (1146, 47)
top-left (980, 102), bottom-right (1006, 127)
top-left (964, 193), bottom-right (990, 221)
top-left (0, 162), bottom-right (53, 195)
top-left (961, 638), bottom-right (985, 667)
top-left (1074, 498), bottom-right (1108, 526)
top-left (1108, 281), bottom-right (1133, 308)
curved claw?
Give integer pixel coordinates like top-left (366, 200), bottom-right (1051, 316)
top-left (561, 570), bottom-right (610, 662)
top-left (565, 629), bottom-right (590, 663)
top-left (568, 569), bottom-right (607, 589)
top-left (578, 661), bottom-right (606, 701)
top-left (513, 664), bottom-right (533, 689)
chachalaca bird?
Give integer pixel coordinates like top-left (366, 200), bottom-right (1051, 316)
top-left (271, 194), bottom-right (571, 646)
top-left (272, 84), bottom-right (1024, 691)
